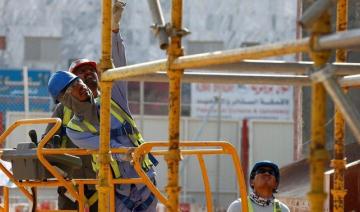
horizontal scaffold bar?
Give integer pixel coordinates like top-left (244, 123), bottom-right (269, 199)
top-left (121, 71), bottom-right (360, 87)
top-left (102, 28), bottom-right (360, 82)
top-left (197, 60), bottom-right (360, 76)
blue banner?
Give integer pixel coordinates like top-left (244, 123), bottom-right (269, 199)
top-left (0, 69), bottom-right (52, 112)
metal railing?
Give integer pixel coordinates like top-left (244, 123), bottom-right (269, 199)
top-left (0, 118), bottom-right (249, 212)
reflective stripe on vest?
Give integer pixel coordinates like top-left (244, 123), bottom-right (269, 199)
top-left (66, 99), bottom-right (153, 176)
top-left (61, 106), bottom-right (73, 148)
top-left (87, 191), bottom-right (98, 206)
top-left (67, 118), bottom-right (121, 179)
top-left (63, 106), bottom-right (72, 125)
top-left (64, 106), bottom-right (100, 205)
top-left (248, 197), bottom-right (282, 212)
top-left (109, 100), bottom-right (154, 170)
top-left (64, 185), bottom-right (98, 207)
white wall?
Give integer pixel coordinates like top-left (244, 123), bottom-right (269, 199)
top-left (132, 115), bottom-right (242, 208)
top-left (133, 115), bottom-right (294, 208)
top-left (5, 112), bottom-right (52, 148)
top-left (0, 0), bottom-right (297, 68)
top-left (249, 119), bottom-right (294, 170)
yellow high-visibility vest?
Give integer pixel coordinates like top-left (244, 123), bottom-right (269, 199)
top-left (63, 106), bottom-right (99, 207)
top-left (61, 106), bottom-right (73, 148)
top-left (67, 99), bottom-right (154, 177)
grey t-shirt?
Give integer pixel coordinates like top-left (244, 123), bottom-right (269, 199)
top-left (227, 198), bottom-right (290, 212)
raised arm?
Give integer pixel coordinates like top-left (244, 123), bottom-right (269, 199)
top-left (110, 2), bottom-right (131, 115)
top-left (111, 1), bottom-right (126, 68)
top-left (112, 32), bottom-right (126, 68)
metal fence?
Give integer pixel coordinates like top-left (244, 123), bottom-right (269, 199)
top-left (0, 68), bottom-right (53, 135)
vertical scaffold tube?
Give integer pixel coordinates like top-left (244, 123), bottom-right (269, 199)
top-left (309, 79), bottom-right (328, 212)
top-left (332, 0), bottom-right (348, 211)
top-left (99, 0), bottom-right (113, 211)
top-left (99, 82), bottom-right (112, 212)
top-left (165, 0), bottom-right (184, 211)
top-left (308, 11), bottom-right (331, 212)
top-left (101, 0), bottom-right (112, 69)
top-left (4, 186), bottom-right (9, 212)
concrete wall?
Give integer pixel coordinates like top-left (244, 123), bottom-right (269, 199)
top-left (0, 0), bottom-right (297, 69)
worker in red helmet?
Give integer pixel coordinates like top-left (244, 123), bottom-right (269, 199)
top-left (68, 58), bottom-right (99, 96)
top-left (227, 161), bottom-right (289, 212)
top-left (44, 1), bottom-right (127, 211)
top-left (47, 1), bottom-right (158, 211)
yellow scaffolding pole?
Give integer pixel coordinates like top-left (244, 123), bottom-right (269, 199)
top-left (95, 1), bottom-right (360, 211)
top-left (4, 4), bottom-right (360, 212)
top-left (0, 118), bottom-right (249, 212)
top-left (99, 0), bottom-right (113, 211)
top-left (332, 0), bottom-right (348, 211)
top-left (102, 28), bottom-right (360, 81)
top-left (0, 118), bottom-right (63, 202)
top-left (131, 141), bottom-right (248, 212)
top-left (307, 10), bottom-right (331, 212)
top-left (99, 24), bottom-right (360, 212)
top-left (165, 0), bottom-right (184, 211)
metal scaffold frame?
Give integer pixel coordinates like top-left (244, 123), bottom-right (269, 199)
top-left (99, 0), bottom-right (360, 211)
top-left (332, 1), bottom-right (348, 211)
top-left (0, 119), bottom-right (248, 212)
top-left (0, 0), bottom-right (358, 211)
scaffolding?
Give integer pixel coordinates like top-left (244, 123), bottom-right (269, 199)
top-left (99, 0), bottom-right (360, 211)
top-left (0, 0), bottom-right (359, 211)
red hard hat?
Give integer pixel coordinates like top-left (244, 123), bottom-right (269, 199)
top-left (68, 58), bottom-right (97, 73)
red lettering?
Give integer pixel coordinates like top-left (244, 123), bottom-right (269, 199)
top-left (196, 84), bottom-right (211, 92)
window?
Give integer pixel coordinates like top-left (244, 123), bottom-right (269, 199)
top-left (128, 40), bottom-right (224, 117)
top-left (0, 36), bottom-right (6, 50)
top-left (240, 42), bottom-right (260, 47)
top-left (128, 82), bottom-right (190, 116)
top-left (144, 82), bottom-right (168, 115)
top-left (24, 37), bottom-right (61, 62)
top-left (128, 82), bottom-right (140, 114)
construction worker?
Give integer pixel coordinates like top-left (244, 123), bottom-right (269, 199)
top-left (44, 59), bottom-right (99, 210)
top-left (44, 1), bottom-right (126, 210)
top-left (47, 10), bottom-right (158, 212)
top-left (227, 161), bottom-right (289, 212)
top-left (48, 72), bottom-right (158, 212)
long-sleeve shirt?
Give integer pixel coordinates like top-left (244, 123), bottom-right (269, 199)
top-left (66, 33), bottom-right (155, 182)
top-left (227, 197), bottom-right (290, 212)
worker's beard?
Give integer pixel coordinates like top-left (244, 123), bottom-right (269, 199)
top-left (61, 92), bottom-right (99, 126)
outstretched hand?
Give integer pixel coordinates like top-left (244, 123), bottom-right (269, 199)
top-left (112, 0), bottom-right (126, 32)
